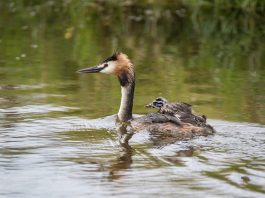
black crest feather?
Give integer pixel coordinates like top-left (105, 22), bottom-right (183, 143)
top-left (102, 52), bottom-right (120, 63)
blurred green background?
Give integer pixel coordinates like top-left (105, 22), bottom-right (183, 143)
top-left (0, 0), bottom-right (265, 124)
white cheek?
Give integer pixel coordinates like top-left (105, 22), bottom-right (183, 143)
top-left (100, 61), bottom-right (116, 74)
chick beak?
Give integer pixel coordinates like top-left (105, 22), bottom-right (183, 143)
top-left (145, 103), bottom-right (155, 108)
top-left (77, 65), bottom-right (102, 73)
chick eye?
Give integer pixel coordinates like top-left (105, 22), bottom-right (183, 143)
top-left (104, 63), bottom-right (108, 67)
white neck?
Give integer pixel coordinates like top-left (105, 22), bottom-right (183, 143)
top-left (118, 82), bottom-right (135, 122)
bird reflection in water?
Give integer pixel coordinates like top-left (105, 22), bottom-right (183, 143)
top-left (108, 122), bottom-right (196, 180)
top-left (108, 122), bottom-right (134, 180)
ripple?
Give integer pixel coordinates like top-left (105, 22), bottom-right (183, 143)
top-left (0, 111), bottom-right (265, 197)
top-left (0, 104), bottom-right (77, 115)
top-left (0, 83), bottom-right (46, 90)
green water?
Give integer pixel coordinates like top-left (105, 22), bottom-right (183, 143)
top-left (0, 1), bottom-right (265, 197)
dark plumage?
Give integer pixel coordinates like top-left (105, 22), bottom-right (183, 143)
top-left (102, 53), bottom-right (118, 63)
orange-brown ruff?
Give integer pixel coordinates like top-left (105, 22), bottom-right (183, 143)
top-left (78, 52), bottom-right (215, 141)
top-left (113, 53), bottom-right (134, 77)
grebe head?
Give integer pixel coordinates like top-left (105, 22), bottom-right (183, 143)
top-left (78, 52), bottom-right (134, 87)
top-left (145, 97), bottom-right (168, 108)
top-left (78, 52), bottom-right (135, 122)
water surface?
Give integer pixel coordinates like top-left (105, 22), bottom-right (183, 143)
top-left (0, 1), bottom-right (265, 197)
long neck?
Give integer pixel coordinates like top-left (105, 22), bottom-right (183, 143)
top-left (118, 72), bottom-right (135, 122)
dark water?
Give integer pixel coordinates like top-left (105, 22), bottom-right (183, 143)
top-left (1, 1), bottom-right (265, 197)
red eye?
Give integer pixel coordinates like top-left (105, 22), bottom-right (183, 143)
top-left (104, 63), bottom-right (108, 67)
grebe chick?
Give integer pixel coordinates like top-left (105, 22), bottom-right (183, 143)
top-left (145, 97), bottom-right (192, 115)
top-left (145, 97), bottom-right (209, 127)
top-left (78, 52), bottom-right (215, 140)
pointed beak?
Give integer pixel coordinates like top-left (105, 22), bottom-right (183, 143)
top-left (77, 65), bottom-right (102, 73)
top-left (145, 103), bottom-right (155, 108)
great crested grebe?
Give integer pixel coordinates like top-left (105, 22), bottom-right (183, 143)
top-left (78, 52), bottom-right (215, 140)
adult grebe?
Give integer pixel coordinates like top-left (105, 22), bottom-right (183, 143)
top-left (78, 52), bottom-right (215, 140)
